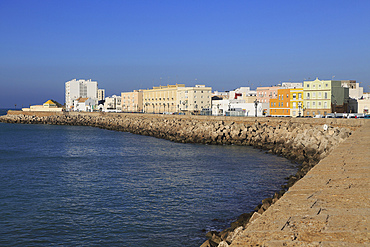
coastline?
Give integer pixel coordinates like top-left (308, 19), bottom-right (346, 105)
top-left (0, 111), bottom-right (364, 246)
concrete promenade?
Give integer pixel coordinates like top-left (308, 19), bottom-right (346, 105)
top-left (230, 121), bottom-right (370, 246)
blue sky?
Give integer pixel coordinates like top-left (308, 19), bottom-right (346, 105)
top-left (1, 0), bottom-right (369, 108)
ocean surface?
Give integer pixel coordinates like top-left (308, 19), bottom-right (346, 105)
top-left (0, 109), bottom-right (297, 246)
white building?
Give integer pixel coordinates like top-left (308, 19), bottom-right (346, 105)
top-left (281, 82), bottom-right (303, 88)
top-left (65, 79), bottom-right (99, 111)
top-left (104, 95), bottom-right (122, 112)
top-left (73, 97), bottom-right (96, 112)
top-left (177, 85), bottom-right (212, 113)
top-left (211, 99), bottom-right (263, 117)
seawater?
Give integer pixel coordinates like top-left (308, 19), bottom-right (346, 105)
top-left (0, 113), bottom-right (297, 246)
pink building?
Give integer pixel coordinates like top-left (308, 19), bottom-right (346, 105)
top-left (256, 86), bottom-right (279, 104)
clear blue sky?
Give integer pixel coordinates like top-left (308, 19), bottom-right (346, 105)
top-left (1, 0), bottom-right (369, 108)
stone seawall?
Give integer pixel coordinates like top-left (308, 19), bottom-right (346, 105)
top-left (0, 111), bottom-right (364, 246)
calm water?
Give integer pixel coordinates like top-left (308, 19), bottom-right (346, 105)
top-left (0, 113), bottom-right (297, 246)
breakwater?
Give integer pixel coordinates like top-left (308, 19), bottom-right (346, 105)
top-left (0, 111), bottom-right (363, 246)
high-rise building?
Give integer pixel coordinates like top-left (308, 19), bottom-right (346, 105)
top-left (65, 79), bottom-right (98, 111)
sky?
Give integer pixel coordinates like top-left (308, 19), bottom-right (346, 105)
top-left (1, 0), bottom-right (370, 108)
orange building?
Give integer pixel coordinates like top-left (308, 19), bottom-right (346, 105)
top-left (269, 88), bottom-right (291, 116)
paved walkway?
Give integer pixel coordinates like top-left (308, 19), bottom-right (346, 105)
top-left (231, 122), bottom-right (370, 246)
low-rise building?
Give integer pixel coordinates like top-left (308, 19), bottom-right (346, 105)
top-left (22, 100), bottom-right (63, 112)
top-left (290, 88), bottom-right (304, 117)
top-left (121, 90), bottom-right (143, 112)
top-left (73, 97), bottom-right (96, 112)
top-left (303, 78), bottom-right (349, 117)
top-left (177, 85), bottom-right (212, 114)
top-left (143, 84), bottom-right (185, 113)
top-left (104, 95), bottom-right (122, 112)
top-left (269, 88), bottom-right (291, 117)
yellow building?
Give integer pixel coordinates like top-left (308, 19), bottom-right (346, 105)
top-left (22, 100), bottom-right (63, 112)
top-left (303, 78), bottom-right (335, 117)
top-left (177, 85), bottom-right (212, 113)
top-left (143, 84), bottom-right (185, 113)
top-left (121, 90), bottom-right (143, 112)
top-left (290, 88), bottom-right (304, 117)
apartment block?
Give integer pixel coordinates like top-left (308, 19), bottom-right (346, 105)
top-left (269, 88), bottom-right (291, 116)
top-left (143, 84), bottom-right (185, 113)
top-left (177, 85), bottom-right (212, 113)
top-left (290, 88), bottom-right (304, 117)
top-left (65, 79), bottom-right (98, 111)
top-left (121, 90), bottom-right (143, 112)
top-left (303, 78), bottom-right (349, 117)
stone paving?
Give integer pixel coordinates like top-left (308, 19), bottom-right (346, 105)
top-left (230, 121), bottom-right (370, 246)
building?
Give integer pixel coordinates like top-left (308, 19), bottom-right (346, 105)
top-left (22, 100), bottom-right (63, 112)
top-left (269, 88), bottom-right (291, 116)
top-left (256, 86), bottom-right (279, 115)
top-left (65, 79), bottom-right (99, 111)
top-left (303, 78), bottom-right (349, 117)
top-left (211, 99), bottom-right (263, 117)
top-left (177, 85), bottom-right (212, 114)
top-left (229, 87), bottom-right (257, 103)
top-left (121, 90), bottom-right (143, 112)
top-left (98, 89), bottom-right (105, 101)
top-left (290, 88), bottom-right (304, 117)
top-left (143, 84), bottom-right (185, 113)
top-left (104, 95), bottom-right (122, 112)
top-left (73, 97), bottom-right (96, 112)
top-left (358, 93), bottom-right (370, 114)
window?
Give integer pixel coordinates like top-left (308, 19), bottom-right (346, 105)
top-left (298, 93), bottom-right (302, 99)
top-left (271, 102), bottom-right (273, 107)
top-left (274, 102), bottom-right (276, 107)
top-left (318, 101), bottom-right (322, 107)
top-left (324, 92), bottom-right (328, 99)
top-left (287, 94), bottom-right (289, 99)
top-left (313, 102), bottom-right (316, 108)
top-left (324, 102), bottom-right (328, 108)
top-left (318, 92), bottom-right (322, 98)
top-left (307, 102), bottom-right (310, 108)
top-left (279, 102), bottom-right (280, 107)
top-left (293, 93), bottom-right (296, 99)
top-left (307, 93), bottom-right (310, 99)
top-left (313, 84), bottom-right (316, 88)
top-left (287, 102), bottom-right (289, 107)
top-left (313, 92), bottom-right (316, 98)
top-left (293, 111), bottom-right (296, 116)
top-left (293, 102), bottom-right (296, 109)
top-left (307, 84), bottom-right (310, 88)
top-left (325, 84), bottom-right (328, 87)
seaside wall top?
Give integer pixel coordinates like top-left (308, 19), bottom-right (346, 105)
top-left (5, 110), bottom-right (366, 128)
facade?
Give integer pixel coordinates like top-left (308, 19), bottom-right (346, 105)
top-left (303, 78), bottom-right (334, 117)
top-left (256, 86), bottom-right (279, 115)
top-left (290, 88), bottom-right (304, 117)
top-left (303, 78), bottom-right (350, 117)
top-left (143, 84), bottom-right (185, 113)
top-left (177, 85), bottom-right (212, 113)
top-left (73, 97), bottom-right (96, 112)
top-left (121, 90), bottom-right (143, 112)
top-left (22, 100), bottom-right (63, 112)
top-left (269, 88), bottom-right (291, 116)
top-left (211, 99), bottom-right (263, 117)
top-left (104, 95), bottom-right (122, 112)
top-left (98, 89), bottom-right (105, 101)
top-left (65, 79), bottom-right (98, 111)
top-left (281, 82), bottom-right (303, 88)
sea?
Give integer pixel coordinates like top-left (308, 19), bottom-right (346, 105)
top-left (0, 109), bottom-right (297, 246)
